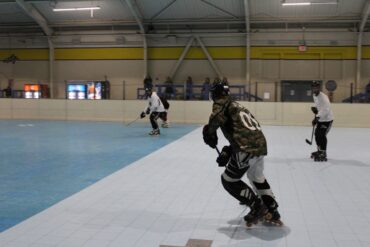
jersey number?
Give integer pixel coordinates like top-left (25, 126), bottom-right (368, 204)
top-left (239, 112), bottom-right (261, 131)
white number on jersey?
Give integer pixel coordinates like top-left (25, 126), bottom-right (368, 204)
top-left (239, 111), bottom-right (261, 131)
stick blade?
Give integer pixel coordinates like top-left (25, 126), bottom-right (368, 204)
top-left (305, 139), bottom-right (312, 145)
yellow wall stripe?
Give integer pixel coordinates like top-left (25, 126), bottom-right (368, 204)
top-left (55, 48), bottom-right (143, 60)
top-left (1, 46), bottom-right (370, 60)
top-left (0, 49), bottom-right (49, 60)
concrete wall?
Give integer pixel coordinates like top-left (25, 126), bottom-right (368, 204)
top-left (1, 99), bottom-right (369, 128)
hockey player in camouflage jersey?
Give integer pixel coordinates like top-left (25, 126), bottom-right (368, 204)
top-left (202, 81), bottom-right (282, 227)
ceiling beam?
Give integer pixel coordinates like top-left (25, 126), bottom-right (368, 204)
top-left (169, 36), bottom-right (194, 79)
top-left (199, 0), bottom-right (238, 19)
top-left (359, 0), bottom-right (370, 31)
top-left (124, 0), bottom-right (145, 33)
top-left (123, 0), bottom-right (147, 77)
top-left (15, 0), bottom-right (52, 36)
top-left (195, 35), bottom-right (222, 78)
top-left (150, 0), bottom-right (177, 20)
top-left (0, 0), bottom-right (96, 3)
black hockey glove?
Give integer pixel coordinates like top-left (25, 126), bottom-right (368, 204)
top-left (311, 106), bottom-right (318, 115)
top-left (202, 124), bottom-right (218, 149)
top-left (312, 116), bottom-right (319, 126)
top-left (140, 112), bottom-right (146, 119)
top-left (216, 146), bottom-right (232, 167)
top-left (145, 108), bottom-right (150, 115)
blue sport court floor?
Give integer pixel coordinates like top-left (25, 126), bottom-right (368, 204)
top-left (0, 120), bottom-right (369, 247)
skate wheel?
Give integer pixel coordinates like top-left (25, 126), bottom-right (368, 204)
top-left (265, 219), bottom-right (284, 226)
top-left (245, 219), bottom-right (258, 227)
top-left (265, 213), bottom-right (273, 220)
top-left (271, 220), bottom-right (284, 226)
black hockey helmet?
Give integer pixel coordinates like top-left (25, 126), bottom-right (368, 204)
top-left (144, 86), bottom-right (153, 96)
top-left (311, 81), bottom-right (321, 88)
top-left (209, 81), bottom-right (229, 100)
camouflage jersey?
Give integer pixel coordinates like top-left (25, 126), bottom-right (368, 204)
top-left (207, 96), bottom-right (267, 156)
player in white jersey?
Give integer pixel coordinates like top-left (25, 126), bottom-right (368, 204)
top-left (311, 81), bottom-right (334, 161)
top-left (140, 87), bottom-right (169, 136)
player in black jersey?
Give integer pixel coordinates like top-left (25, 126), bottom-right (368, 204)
top-left (203, 81), bottom-right (282, 227)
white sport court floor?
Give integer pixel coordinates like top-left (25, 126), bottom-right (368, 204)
top-left (0, 121), bottom-right (369, 247)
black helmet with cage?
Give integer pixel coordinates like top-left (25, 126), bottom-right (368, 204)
top-left (144, 86), bottom-right (153, 97)
top-left (311, 81), bottom-right (321, 88)
top-left (311, 81), bottom-right (321, 96)
top-left (209, 81), bottom-right (229, 101)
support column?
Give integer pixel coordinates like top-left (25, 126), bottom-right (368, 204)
top-left (169, 37), bottom-right (194, 79)
top-left (143, 35), bottom-right (148, 77)
top-left (244, 0), bottom-right (251, 100)
top-left (195, 36), bottom-right (222, 78)
top-left (48, 38), bottom-right (54, 98)
top-left (356, 32), bottom-right (363, 95)
top-left (355, 0), bottom-right (370, 95)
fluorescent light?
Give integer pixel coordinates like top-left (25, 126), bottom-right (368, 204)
top-left (311, 2), bottom-right (337, 4)
top-left (282, 2), bottom-right (311, 6)
top-left (53, 7), bottom-right (101, 12)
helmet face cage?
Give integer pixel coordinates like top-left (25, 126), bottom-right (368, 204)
top-left (311, 81), bottom-right (321, 88)
top-left (209, 82), bottom-right (229, 101)
top-left (145, 87), bottom-right (153, 97)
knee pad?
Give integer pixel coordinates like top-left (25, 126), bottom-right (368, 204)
top-left (221, 173), bottom-right (257, 207)
top-left (221, 173), bottom-right (240, 191)
top-left (253, 180), bottom-right (270, 190)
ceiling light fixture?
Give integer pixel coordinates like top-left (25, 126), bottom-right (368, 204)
top-left (53, 7), bottom-right (101, 12)
top-left (282, 2), bottom-right (311, 6)
top-left (311, 1), bottom-right (338, 4)
top-left (282, 1), bottom-right (337, 6)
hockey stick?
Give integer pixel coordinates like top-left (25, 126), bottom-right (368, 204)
top-left (305, 125), bottom-right (315, 145)
top-left (125, 116), bottom-right (140, 126)
top-left (215, 146), bottom-right (221, 155)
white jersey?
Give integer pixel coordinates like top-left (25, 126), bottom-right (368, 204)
top-left (145, 92), bottom-right (165, 113)
top-left (313, 92), bottom-right (334, 122)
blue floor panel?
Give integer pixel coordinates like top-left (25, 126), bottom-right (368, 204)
top-left (0, 120), bottom-right (199, 232)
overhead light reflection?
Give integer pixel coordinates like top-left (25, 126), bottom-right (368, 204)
top-left (53, 7), bottom-right (101, 12)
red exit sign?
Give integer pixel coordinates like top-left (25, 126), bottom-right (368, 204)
top-left (298, 45), bottom-right (307, 52)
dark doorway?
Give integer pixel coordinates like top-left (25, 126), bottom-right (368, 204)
top-left (281, 80), bottom-right (320, 102)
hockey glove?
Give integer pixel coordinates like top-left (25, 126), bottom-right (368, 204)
top-left (216, 146), bottom-right (232, 167)
top-left (140, 112), bottom-right (146, 119)
top-left (202, 124), bottom-right (218, 149)
top-left (145, 108), bottom-right (151, 115)
top-left (312, 116), bottom-right (319, 126)
top-left (311, 106), bottom-right (318, 115)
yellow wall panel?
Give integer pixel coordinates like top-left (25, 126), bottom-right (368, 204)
top-left (283, 52), bottom-right (321, 59)
top-left (148, 47), bottom-right (183, 59)
top-left (208, 47), bottom-right (245, 59)
top-left (362, 46), bottom-right (370, 59)
top-left (323, 53), bottom-right (343, 59)
top-left (0, 46), bottom-right (367, 60)
top-left (261, 53), bottom-right (281, 59)
top-left (0, 49), bottom-right (48, 60)
top-left (55, 48), bottom-right (143, 60)
top-left (185, 48), bottom-right (207, 59)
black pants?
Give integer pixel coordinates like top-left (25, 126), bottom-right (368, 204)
top-left (150, 112), bottom-right (167, 129)
top-left (315, 120), bottom-right (333, 151)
